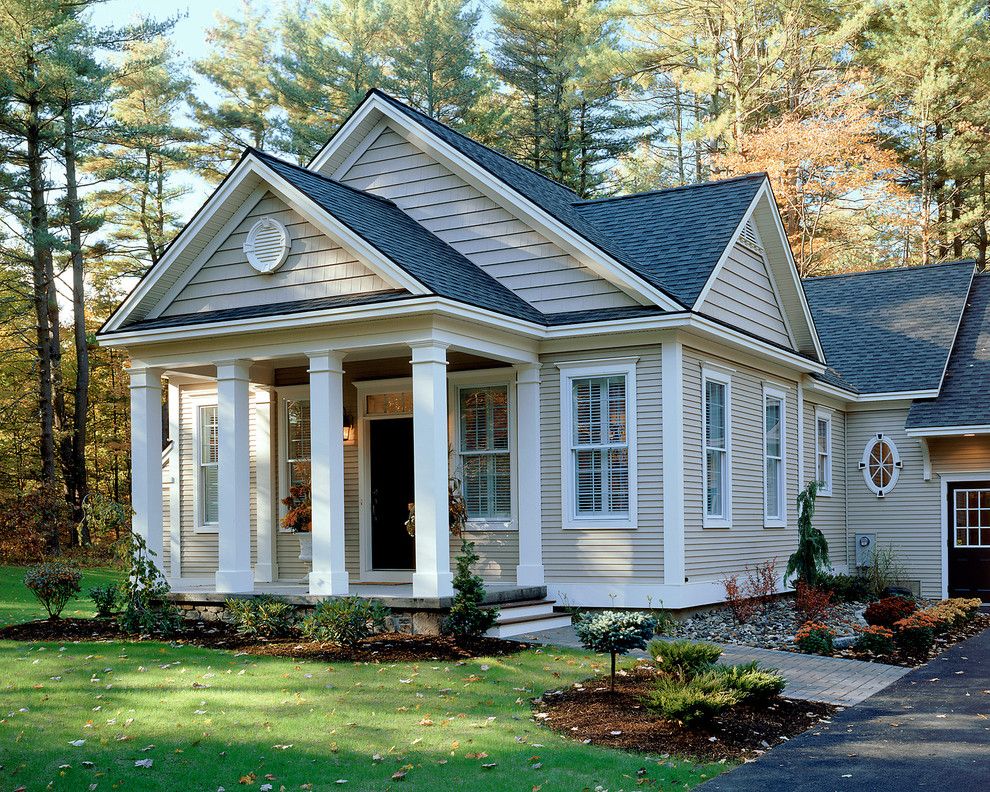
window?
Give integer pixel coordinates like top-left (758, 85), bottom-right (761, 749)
top-left (198, 404), bottom-right (219, 527)
top-left (703, 369), bottom-right (731, 526)
top-left (954, 489), bottom-right (990, 548)
top-left (559, 359), bottom-right (637, 528)
top-left (285, 399), bottom-right (312, 507)
top-left (458, 386), bottom-right (511, 521)
top-left (764, 388), bottom-right (786, 526)
top-left (860, 434), bottom-right (901, 497)
top-left (815, 411), bottom-right (832, 495)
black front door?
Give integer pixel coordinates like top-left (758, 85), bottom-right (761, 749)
top-left (947, 481), bottom-right (990, 602)
top-left (369, 417), bottom-right (416, 570)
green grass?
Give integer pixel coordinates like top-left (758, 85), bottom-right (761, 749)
top-left (0, 567), bottom-right (727, 790)
top-left (0, 565), bottom-right (122, 626)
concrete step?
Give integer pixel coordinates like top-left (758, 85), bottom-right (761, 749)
top-left (487, 599), bottom-right (560, 620)
top-left (485, 600), bottom-right (573, 638)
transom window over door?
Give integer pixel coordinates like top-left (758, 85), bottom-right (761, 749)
top-left (458, 386), bottom-right (511, 521)
top-left (198, 404), bottom-right (219, 527)
top-left (764, 388), bottom-right (786, 526)
top-left (703, 368), bottom-right (731, 527)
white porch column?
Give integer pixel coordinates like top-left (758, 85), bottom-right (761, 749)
top-left (514, 364), bottom-right (544, 586)
top-left (129, 365), bottom-right (165, 568)
top-left (254, 386), bottom-right (277, 583)
top-left (307, 350), bottom-right (349, 596)
top-left (661, 338), bottom-right (686, 586)
top-left (411, 341), bottom-right (454, 598)
top-left (215, 360), bottom-right (254, 593)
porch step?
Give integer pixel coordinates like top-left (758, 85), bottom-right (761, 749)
top-left (484, 599), bottom-right (573, 638)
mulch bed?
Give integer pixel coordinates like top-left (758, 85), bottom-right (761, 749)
top-left (836, 612), bottom-right (990, 667)
top-left (535, 666), bottom-right (835, 763)
top-left (0, 617), bottom-right (524, 662)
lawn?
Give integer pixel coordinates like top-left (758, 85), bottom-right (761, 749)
top-left (0, 565), bottom-right (122, 627)
top-left (0, 567), bottom-right (727, 791)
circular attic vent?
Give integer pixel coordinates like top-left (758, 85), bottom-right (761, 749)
top-left (244, 217), bottom-right (290, 274)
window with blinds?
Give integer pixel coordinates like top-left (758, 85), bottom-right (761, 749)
top-left (764, 393), bottom-right (784, 523)
top-left (198, 404), bottom-right (219, 525)
top-left (704, 375), bottom-right (729, 523)
top-left (571, 375), bottom-right (629, 517)
top-left (286, 399), bottom-right (312, 498)
top-left (459, 386), bottom-right (511, 520)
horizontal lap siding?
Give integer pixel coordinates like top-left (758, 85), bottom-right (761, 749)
top-left (683, 348), bottom-right (799, 580)
top-left (162, 192), bottom-right (389, 317)
top-left (338, 126), bottom-right (637, 314)
top-left (452, 531), bottom-right (519, 583)
top-left (162, 475), bottom-right (171, 575)
top-left (699, 242), bottom-right (792, 349)
top-left (928, 436), bottom-right (990, 474)
top-left (844, 409), bottom-right (942, 597)
top-left (539, 347), bottom-right (663, 583)
top-left (803, 399), bottom-right (848, 567)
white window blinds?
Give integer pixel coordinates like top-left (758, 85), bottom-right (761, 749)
top-left (765, 394), bottom-right (784, 521)
top-left (199, 405), bottom-right (219, 525)
top-left (459, 386), bottom-right (511, 520)
top-left (704, 378), bottom-right (728, 520)
top-left (571, 375), bottom-right (629, 516)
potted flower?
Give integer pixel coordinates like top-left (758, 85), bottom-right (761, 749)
top-left (405, 477), bottom-right (467, 539)
top-left (281, 482), bottom-right (313, 561)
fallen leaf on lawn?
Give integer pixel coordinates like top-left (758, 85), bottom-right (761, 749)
top-left (69, 739), bottom-right (86, 747)
top-left (273, 744), bottom-right (293, 750)
top-left (481, 762), bottom-right (497, 769)
top-left (134, 759), bottom-right (153, 768)
top-left (392, 770), bottom-right (407, 780)
top-left (465, 752), bottom-right (488, 759)
top-left (240, 771), bottom-right (257, 784)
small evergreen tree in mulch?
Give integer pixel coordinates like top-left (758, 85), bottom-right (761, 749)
top-left (575, 611), bottom-right (658, 691)
top-left (442, 540), bottom-right (498, 641)
top-left (785, 481), bottom-right (831, 588)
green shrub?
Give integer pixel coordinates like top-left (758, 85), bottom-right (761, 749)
top-left (854, 625), bottom-right (895, 656)
top-left (575, 610), bottom-right (658, 690)
top-left (864, 595), bottom-right (917, 628)
top-left (712, 663), bottom-right (786, 701)
top-left (225, 595), bottom-right (297, 638)
top-left (23, 562), bottom-right (82, 619)
top-left (89, 584), bottom-right (119, 619)
top-left (648, 673), bottom-right (744, 725)
top-left (893, 613), bottom-right (937, 655)
top-left (117, 533), bottom-right (182, 635)
top-left (821, 573), bottom-right (871, 603)
top-left (301, 596), bottom-right (391, 647)
top-left (785, 481), bottom-right (831, 587)
top-left (648, 639), bottom-right (722, 679)
top-left (442, 540), bottom-right (498, 641)
top-left (794, 622), bottom-right (835, 655)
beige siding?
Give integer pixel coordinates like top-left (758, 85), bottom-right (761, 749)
top-left (682, 348), bottom-right (800, 580)
top-left (802, 397), bottom-right (848, 567)
top-left (928, 436), bottom-right (990, 474)
top-left (452, 531), bottom-right (519, 583)
top-left (699, 241), bottom-right (792, 348)
top-left (844, 409), bottom-right (942, 597)
top-left (338, 125), bottom-right (637, 314)
top-left (539, 346), bottom-right (663, 583)
top-left (161, 192), bottom-right (391, 317)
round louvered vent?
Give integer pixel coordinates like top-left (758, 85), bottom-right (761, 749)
top-left (244, 217), bottom-right (290, 274)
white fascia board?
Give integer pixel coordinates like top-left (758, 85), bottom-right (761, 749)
top-left (905, 424), bottom-right (990, 438)
top-left (310, 94), bottom-right (683, 312)
top-left (804, 377), bottom-right (939, 405)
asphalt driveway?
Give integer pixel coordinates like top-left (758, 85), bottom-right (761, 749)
top-left (702, 624), bottom-right (990, 791)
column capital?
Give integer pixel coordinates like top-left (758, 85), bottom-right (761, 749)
top-left (307, 349), bottom-right (345, 374)
top-left (128, 365), bottom-right (165, 389)
top-left (215, 359), bottom-right (252, 381)
top-left (409, 341), bottom-right (449, 365)
top-left (514, 362), bottom-right (541, 385)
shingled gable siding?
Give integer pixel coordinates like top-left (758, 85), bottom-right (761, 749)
top-left (159, 191), bottom-right (391, 317)
top-left (844, 408), bottom-right (942, 597)
top-left (698, 240), bottom-right (792, 349)
top-left (802, 395), bottom-right (849, 568)
top-left (337, 125), bottom-right (639, 314)
top-left (682, 347), bottom-right (800, 580)
top-left (538, 346), bottom-right (663, 584)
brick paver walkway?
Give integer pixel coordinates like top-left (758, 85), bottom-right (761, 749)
top-left (526, 626), bottom-right (910, 706)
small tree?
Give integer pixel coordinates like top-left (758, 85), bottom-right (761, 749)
top-left (24, 562), bottom-right (82, 619)
top-left (785, 481), bottom-right (831, 588)
top-left (117, 533), bottom-right (182, 634)
top-left (574, 611), bottom-right (658, 691)
top-left (442, 540), bottom-right (498, 641)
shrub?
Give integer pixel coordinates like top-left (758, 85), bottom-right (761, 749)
top-left (794, 621), bottom-right (835, 655)
top-left (300, 597), bottom-right (390, 647)
top-left (864, 595), bottom-right (917, 628)
top-left (785, 481), bottom-right (831, 587)
top-left (441, 540), bottom-right (498, 641)
top-left (89, 584), bottom-right (119, 619)
top-left (575, 610), bottom-right (658, 690)
top-left (23, 562), bottom-right (82, 619)
top-left (117, 533), bottom-right (182, 635)
top-left (712, 663), bottom-right (787, 702)
top-left (794, 581), bottom-right (833, 622)
top-left (225, 595), bottom-right (297, 638)
top-left (862, 545), bottom-right (907, 599)
top-left (854, 625), bottom-right (895, 656)
top-left (648, 639), bottom-right (722, 679)
top-left (893, 612), bottom-right (938, 655)
top-left (648, 673), bottom-right (744, 725)
top-left (821, 573), bottom-right (871, 603)
top-left (721, 573), bottom-right (758, 623)
top-left (924, 598), bottom-right (982, 628)
top-left (720, 560), bottom-right (778, 624)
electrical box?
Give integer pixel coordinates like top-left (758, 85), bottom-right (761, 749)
top-left (855, 533), bottom-right (876, 569)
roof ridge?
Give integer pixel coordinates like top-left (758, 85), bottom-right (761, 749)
top-left (804, 260), bottom-right (976, 283)
top-left (574, 172), bottom-right (767, 205)
top-left (249, 147), bottom-right (398, 207)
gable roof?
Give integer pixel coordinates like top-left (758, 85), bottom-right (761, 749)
top-left (803, 261), bottom-right (975, 395)
top-left (906, 272), bottom-right (990, 429)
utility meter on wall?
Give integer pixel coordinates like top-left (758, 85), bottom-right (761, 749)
top-left (855, 533), bottom-right (875, 568)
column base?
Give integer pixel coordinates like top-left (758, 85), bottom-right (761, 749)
top-left (308, 570), bottom-right (350, 596)
top-left (214, 569), bottom-right (255, 594)
top-left (412, 571), bottom-right (454, 599)
top-left (515, 564), bottom-right (545, 587)
top-left (254, 563), bottom-right (276, 584)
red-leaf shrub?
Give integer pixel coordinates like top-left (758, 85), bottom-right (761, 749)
top-left (864, 595), bottom-right (917, 628)
top-left (794, 581), bottom-right (833, 622)
top-left (720, 560), bottom-right (779, 624)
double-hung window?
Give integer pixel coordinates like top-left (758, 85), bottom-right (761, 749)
top-left (458, 385), bottom-right (511, 522)
top-left (815, 410), bottom-right (832, 495)
top-left (703, 368), bottom-right (731, 527)
top-left (764, 387), bottom-right (786, 526)
top-left (197, 404), bottom-right (220, 529)
top-left (560, 360), bottom-right (637, 528)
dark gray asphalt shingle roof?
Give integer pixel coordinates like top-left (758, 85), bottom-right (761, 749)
top-left (803, 261), bottom-right (975, 394)
top-left (907, 273), bottom-right (990, 429)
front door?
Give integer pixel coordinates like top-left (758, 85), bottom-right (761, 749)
top-left (369, 417), bottom-right (416, 571)
top-left (947, 481), bottom-right (990, 601)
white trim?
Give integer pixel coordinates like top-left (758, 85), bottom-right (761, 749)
top-left (661, 338), bottom-right (685, 584)
top-left (805, 378), bottom-right (938, 404)
top-left (513, 363), bottom-right (544, 586)
top-left (762, 384), bottom-right (787, 528)
top-left (253, 386), bottom-right (277, 583)
top-left (557, 358), bottom-right (639, 530)
top-left (859, 433), bottom-right (902, 498)
top-left (702, 365), bottom-right (732, 529)
top-left (906, 424), bottom-right (990, 438)
top-left (939, 472), bottom-right (990, 599)
top-left (547, 576), bottom-right (790, 610)
top-left (814, 407), bottom-right (834, 496)
top-left (920, 436), bottom-right (932, 481)
top-left (796, 380), bottom-right (805, 488)
top-left (167, 381), bottom-right (182, 578)
top-left (330, 117), bottom-right (389, 180)
top-left (188, 392), bottom-right (219, 534)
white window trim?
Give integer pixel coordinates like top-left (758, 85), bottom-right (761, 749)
top-left (814, 407), bottom-right (833, 496)
top-left (188, 392), bottom-right (219, 534)
top-left (557, 358), bottom-right (638, 530)
top-left (702, 365), bottom-right (732, 529)
top-left (447, 369), bottom-right (517, 532)
top-left (277, 384), bottom-right (311, 533)
top-left (860, 433), bottom-right (902, 498)
top-left (763, 385), bottom-right (787, 528)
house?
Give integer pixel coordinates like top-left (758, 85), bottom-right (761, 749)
top-left (97, 90), bottom-right (990, 634)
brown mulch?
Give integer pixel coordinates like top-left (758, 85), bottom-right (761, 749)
top-left (835, 613), bottom-right (990, 667)
top-left (535, 666), bottom-right (835, 763)
top-left (0, 618), bottom-right (524, 662)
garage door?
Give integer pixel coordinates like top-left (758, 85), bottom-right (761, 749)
top-left (948, 482), bottom-right (990, 602)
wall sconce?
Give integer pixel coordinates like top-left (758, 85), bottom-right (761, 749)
top-left (343, 411), bottom-right (355, 443)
